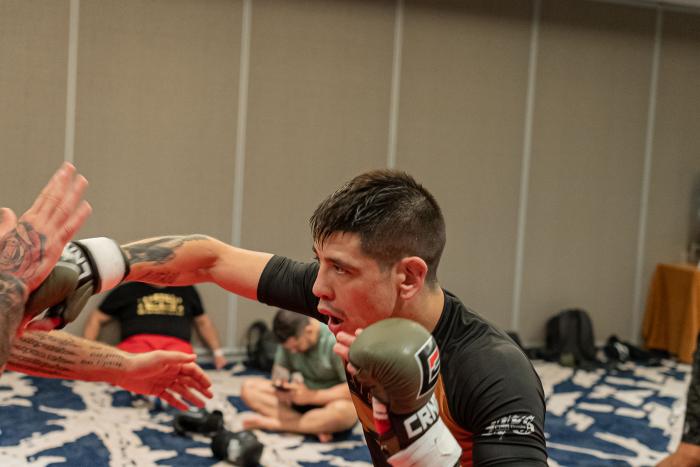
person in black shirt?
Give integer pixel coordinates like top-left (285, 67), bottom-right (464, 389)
top-left (83, 283), bottom-right (227, 369)
top-left (40, 169), bottom-right (547, 466)
top-left (0, 163), bottom-right (212, 410)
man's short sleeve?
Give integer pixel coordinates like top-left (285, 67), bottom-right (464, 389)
top-left (447, 343), bottom-right (548, 466)
top-left (257, 256), bottom-right (325, 322)
top-left (188, 286), bottom-right (205, 317)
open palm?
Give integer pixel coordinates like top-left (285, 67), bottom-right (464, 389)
top-left (0, 163), bottom-right (91, 292)
top-left (117, 350), bottom-right (213, 411)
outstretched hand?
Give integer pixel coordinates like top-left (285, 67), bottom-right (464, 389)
top-left (0, 163), bottom-right (91, 292)
top-left (0, 164), bottom-right (91, 370)
top-left (117, 351), bottom-right (213, 411)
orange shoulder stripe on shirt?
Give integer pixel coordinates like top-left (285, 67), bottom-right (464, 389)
top-left (435, 375), bottom-right (474, 466)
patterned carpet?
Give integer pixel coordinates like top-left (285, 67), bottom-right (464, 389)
top-left (0, 360), bottom-right (690, 466)
top-left (540, 359), bottom-right (690, 466)
top-left (0, 364), bottom-right (371, 467)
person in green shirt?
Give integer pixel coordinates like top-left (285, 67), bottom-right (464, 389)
top-left (240, 309), bottom-right (357, 442)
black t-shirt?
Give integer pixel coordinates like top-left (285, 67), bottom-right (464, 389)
top-left (99, 283), bottom-right (204, 343)
top-left (258, 255), bottom-right (547, 467)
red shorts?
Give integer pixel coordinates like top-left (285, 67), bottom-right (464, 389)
top-left (117, 334), bottom-right (194, 354)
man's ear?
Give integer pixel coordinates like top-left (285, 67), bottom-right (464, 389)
top-left (397, 256), bottom-right (428, 300)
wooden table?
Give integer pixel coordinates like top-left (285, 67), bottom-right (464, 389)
top-left (643, 263), bottom-right (700, 363)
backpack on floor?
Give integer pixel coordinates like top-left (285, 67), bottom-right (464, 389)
top-left (245, 321), bottom-right (278, 373)
top-left (544, 308), bottom-right (598, 368)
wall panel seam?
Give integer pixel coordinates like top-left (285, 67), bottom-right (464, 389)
top-left (64, 0), bottom-right (80, 164)
top-left (228, 0), bottom-right (253, 348)
top-left (512, 0), bottom-right (541, 333)
top-left (632, 7), bottom-right (663, 343)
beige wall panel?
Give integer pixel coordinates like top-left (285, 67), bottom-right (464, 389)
top-left (67, 0), bottom-right (242, 346)
top-left (397, 0), bottom-right (532, 330)
top-left (642, 12), bottom-right (700, 324)
top-left (521, 0), bottom-right (655, 343)
top-left (0, 0), bottom-right (68, 211)
top-left (237, 0), bottom-right (395, 340)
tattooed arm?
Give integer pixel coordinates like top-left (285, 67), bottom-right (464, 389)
top-left (0, 164), bottom-right (91, 292)
top-left (123, 236), bottom-right (272, 300)
top-left (8, 329), bottom-right (126, 382)
top-left (7, 330), bottom-right (213, 410)
top-left (0, 274), bottom-right (28, 371)
top-left (0, 163), bottom-right (91, 368)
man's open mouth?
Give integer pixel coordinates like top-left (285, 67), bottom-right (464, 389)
top-left (326, 315), bottom-right (343, 334)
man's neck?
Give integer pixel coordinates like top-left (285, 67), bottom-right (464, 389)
top-left (394, 285), bottom-right (444, 333)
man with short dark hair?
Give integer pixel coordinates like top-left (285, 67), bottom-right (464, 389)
top-left (240, 309), bottom-right (356, 442)
top-left (272, 308), bottom-right (309, 343)
top-left (34, 169), bottom-right (547, 466)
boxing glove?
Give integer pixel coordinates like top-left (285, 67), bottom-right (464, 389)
top-left (173, 409), bottom-right (224, 437)
top-left (24, 261), bottom-right (80, 321)
top-left (211, 429), bottom-right (263, 466)
top-left (27, 238), bottom-right (129, 328)
top-left (349, 318), bottom-right (461, 467)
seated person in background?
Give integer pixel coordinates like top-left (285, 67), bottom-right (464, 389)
top-left (658, 335), bottom-right (700, 467)
top-left (240, 309), bottom-right (357, 442)
top-left (83, 283), bottom-right (227, 369)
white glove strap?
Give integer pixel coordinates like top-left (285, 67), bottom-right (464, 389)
top-left (77, 237), bottom-right (127, 293)
top-left (387, 418), bottom-right (461, 467)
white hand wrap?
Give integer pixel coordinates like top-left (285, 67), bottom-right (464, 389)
top-left (387, 418), bottom-right (461, 467)
top-left (73, 237), bottom-right (129, 292)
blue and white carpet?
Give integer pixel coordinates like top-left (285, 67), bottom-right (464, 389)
top-left (540, 359), bottom-right (689, 466)
top-left (0, 360), bottom-right (690, 466)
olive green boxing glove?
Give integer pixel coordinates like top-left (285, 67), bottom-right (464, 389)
top-left (24, 261), bottom-right (81, 325)
top-left (349, 318), bottom-right (461, 467)
top-left (25, 238), bottom-right (129, 330)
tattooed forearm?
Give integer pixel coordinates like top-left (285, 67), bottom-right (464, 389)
top-left (136, 270), bottom-right (181, 284)
top-left (18, 333), bottom-right (79, 357)
top-left (0, 273), bottom-right (28, 369)
top-left (6, 331), bottom-right (127, 383)
top-left (0, 222), bottom-right (46, 282)
top-left (122, 235), bottom-right (208, 265)
top-left (10, 346), bottom-right (72, 375)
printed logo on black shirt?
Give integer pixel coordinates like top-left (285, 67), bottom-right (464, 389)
top-left (136, 293), bottom-right (185, 316)
top-left (481, 414), bottom-right (536, 437)
top-left (414, 337), bottom-right (440, 399)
